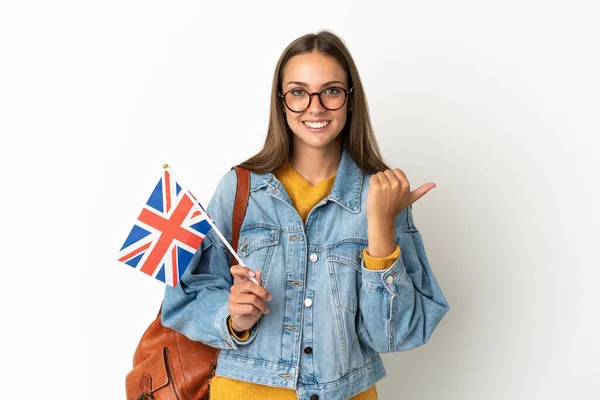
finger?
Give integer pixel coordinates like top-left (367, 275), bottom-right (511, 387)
top-left (229, 294), bottom-right (263, 318)
top-left (230, 303), bottom-right (263, 319)
top-left (391, 168), bottom-right (410, 191)
top-left (254, 270), bottom-right (263, 286)
top-left (370, 174), bottom-right (380, 186)
top-left (376, 171), bottom-right (390, 187)
top-left (231, 293), bottom-right (269, 314)
top-left (240, 281), bottom-right (271, 301)
top-left (232, 280), bottom-right (272, 301)
top-left (409, 182), bottom-right (437, 204)
top-left (383, 169), bottom-right (401, 189)
top-left (230, 265), bottom-right (256, 283)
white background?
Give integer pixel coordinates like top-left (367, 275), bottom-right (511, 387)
top-left (1, 1), bottom-right (599, 399)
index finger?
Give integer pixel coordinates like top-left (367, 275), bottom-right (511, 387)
top-left (391, 168), bottom-right (410, 189)
top-left (230, 264), bottom-right (257, 283)
top-left (232, 280), bottom-right (271, 301)
top-left (230, 264), bottom-right (255, 281)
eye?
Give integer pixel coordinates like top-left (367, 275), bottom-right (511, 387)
top-left (323, 87), bottom-right (342, 96)
top-left (289, 89), bottom-right (306, 97)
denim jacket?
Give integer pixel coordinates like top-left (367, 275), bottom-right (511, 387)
top-left (162, 148), bottom-right (449, 399)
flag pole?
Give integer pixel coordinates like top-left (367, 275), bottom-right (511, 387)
top-left (163, 164), bottom-right (259, 285)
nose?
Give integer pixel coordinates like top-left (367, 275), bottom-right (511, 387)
top-left (306, 92), bottom-right (325, 113)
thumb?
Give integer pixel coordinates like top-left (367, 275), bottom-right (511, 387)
top-left (410, 183), bottom-right (436, 205)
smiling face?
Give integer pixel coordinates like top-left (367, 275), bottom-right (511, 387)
top-left (281, 52), bottom-right (350, 153)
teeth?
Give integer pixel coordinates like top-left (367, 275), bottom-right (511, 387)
top-left (303, 121), bottom-right (330, 129)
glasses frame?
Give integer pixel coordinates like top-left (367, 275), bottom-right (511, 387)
top-left (278, 86), bottom-right (353, 113)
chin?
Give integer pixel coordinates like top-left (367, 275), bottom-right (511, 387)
top-left (304, 135), bottom-right (342, 150)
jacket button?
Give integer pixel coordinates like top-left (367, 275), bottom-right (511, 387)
top-left (310, 395), bottom-right (319, 400)
top-left (304, 346), bottom-right (312, 354)
top-left (304, 298), bottom-right (313, 307)
top-left (309, 253), bottom-right (318, 262)
top-left (386, 275), bottom-right (394, 284)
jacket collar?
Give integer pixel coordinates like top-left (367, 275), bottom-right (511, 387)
top-left (249, 146), bottom-right (364, 214)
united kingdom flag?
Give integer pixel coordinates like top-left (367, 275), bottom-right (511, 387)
top-left (117, 167), bottom-right (212, 287)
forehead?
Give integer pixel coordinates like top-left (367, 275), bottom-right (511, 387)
top-left (282, 52), bottom-right (347, 87)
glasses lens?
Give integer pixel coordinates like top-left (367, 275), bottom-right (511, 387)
top-left (320, 87), bottom-right (346, 110)
top-left (284, 90), bottom-right (310, 112)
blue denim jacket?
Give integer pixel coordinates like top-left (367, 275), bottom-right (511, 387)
top-left (162, 148), bottom-right (449, 399)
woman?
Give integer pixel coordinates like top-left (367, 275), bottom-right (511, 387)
top-left (162, 30), bottom-right (449, 399)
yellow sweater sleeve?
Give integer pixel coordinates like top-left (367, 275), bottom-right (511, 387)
top-left (363, 245), bottom-right (401, 270)
top-left (227, 316), bottom-right (251, 341)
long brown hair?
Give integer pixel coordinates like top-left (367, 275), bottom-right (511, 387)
top-left (238, 30), bottom-right (390, 174)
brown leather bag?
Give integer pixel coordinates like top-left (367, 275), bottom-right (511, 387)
top-left (125, 166), bottom-right (251, 400)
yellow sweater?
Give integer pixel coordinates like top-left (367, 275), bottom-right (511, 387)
top-left (210, 161), bottom-right (400, 399)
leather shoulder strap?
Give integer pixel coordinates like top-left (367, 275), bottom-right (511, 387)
top-left (230, 166), bottom-right (250, 266)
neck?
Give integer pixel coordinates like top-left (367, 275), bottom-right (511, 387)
top-left (289, 140), bottom-right (342, 186)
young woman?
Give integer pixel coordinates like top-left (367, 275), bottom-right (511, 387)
top-left (162, 31), bottom-right (449, 399)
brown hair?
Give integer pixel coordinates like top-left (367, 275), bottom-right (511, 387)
top-left (238, 30), bottom-right (390, 174)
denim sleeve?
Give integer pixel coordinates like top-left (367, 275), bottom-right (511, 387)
top-left (358, 206), bottom-right (449, 353)
top-left (160, 169), bottom-right (258, 349)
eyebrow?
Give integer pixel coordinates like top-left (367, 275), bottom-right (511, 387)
top-left (286, 80), bottom-right (346, 88)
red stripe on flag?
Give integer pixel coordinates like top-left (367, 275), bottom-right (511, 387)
top-left (191, 210), bottom-right (201, 218)
top-left (137, 194), bottom-right (202, 275)
top-left (118, 241), bottom-right (151, 263)
top-left (165, 170), bottom-right (172, 213)
top-left (171, 246), bottom-right (178, 286)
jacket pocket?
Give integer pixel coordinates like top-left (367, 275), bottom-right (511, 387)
top-left (327, 240), bottom-right (366, 313)
top-left (237, 224), bottom-right (280, 285)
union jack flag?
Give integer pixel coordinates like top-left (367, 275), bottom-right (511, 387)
top-left (117, 167), bottom-right (212, 287)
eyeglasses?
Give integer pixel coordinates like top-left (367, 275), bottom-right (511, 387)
top-left (279, 86), bottom-right (353, 113)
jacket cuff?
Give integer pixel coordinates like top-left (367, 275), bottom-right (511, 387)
top-left (361, 254), bottom-right (407, 295)
top-left (215, 304), bottom-right (259, 348)
top-left (362, 245), bottom-right (401, 270)
top-left (227, 316), bottom-right (251, 341)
